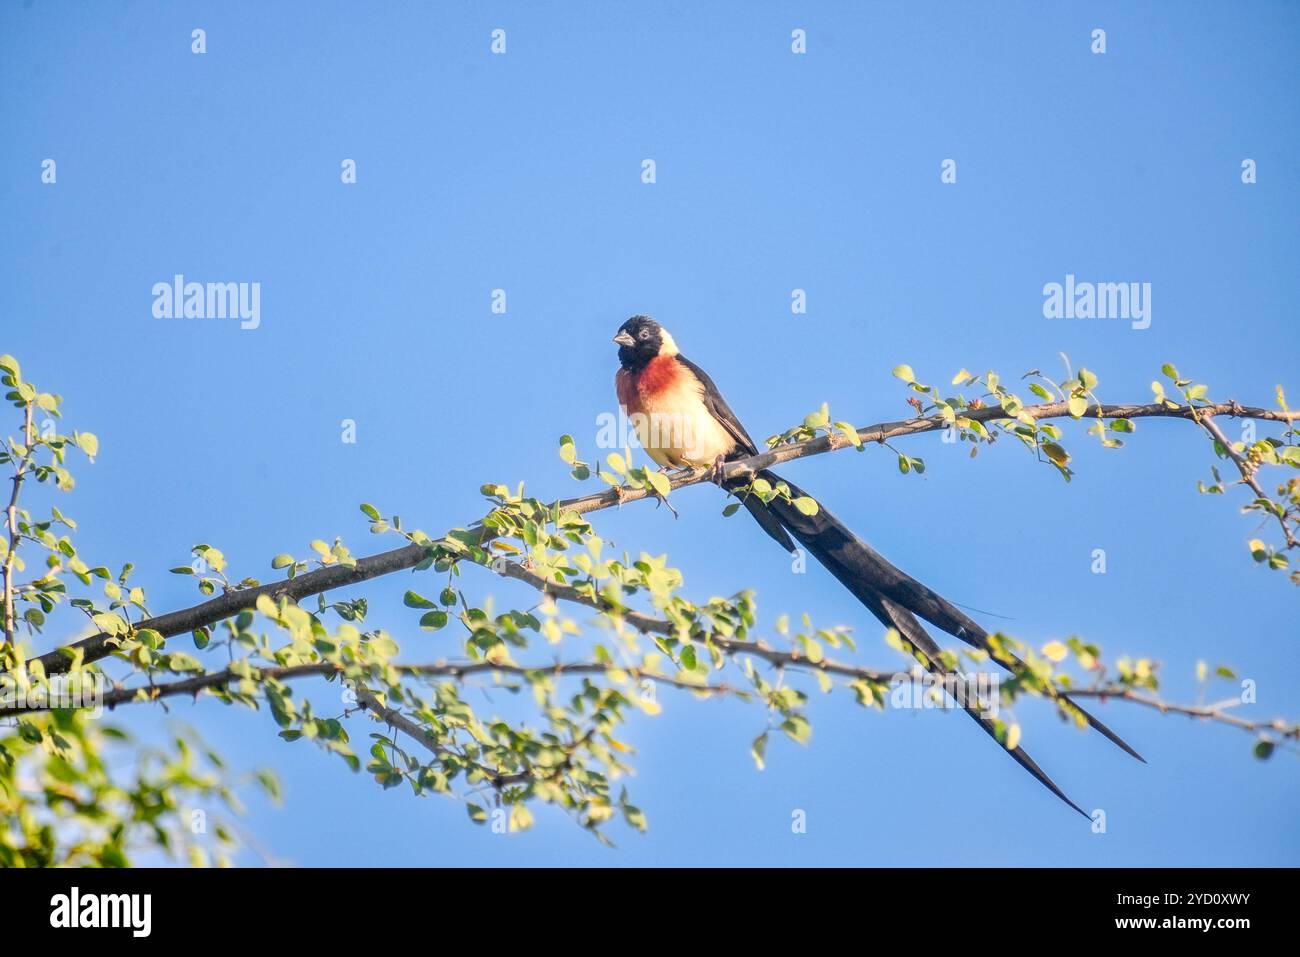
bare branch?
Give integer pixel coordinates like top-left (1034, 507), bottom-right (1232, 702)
top-left (1067, 687), bottom-right (1300, 740)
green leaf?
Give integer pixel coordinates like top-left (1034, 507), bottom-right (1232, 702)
top-left (792, 496), bottom-right (819, 516)
top-left (803, 404), bottom-right (830, 430)
top-left (271, 554), bottom-right (295, 569)
top-left (892, 364), bottom-right (916, 384)
top-left (91, 612), bottom-right (129, 636)
top-left (1042, 442), bottom-right (1070, 467)
top-left (750, 732), bottom-right (768, 770)
top-left (360, 503), bottom-right (381, 520)
top-left (835, 422), bottom-right (863, 448)
top-left (403, 590), bottom-right (435, 609)
top-left (1254, 739), bottom-right (1275, 760)
top-left (621, 803), bottom-right (647, 832)
top-left (420, 610), bottom-right (449, 630)
top-left (780, 715), bottom-right (812, 745)
top-left (76, 432), bottom-right (99, 458)
top-left (1067, 395), bottom-right (1088, 418)
top-left (558, 435), bottom-right (577, 465)
top-left (510, 804), bottom-right (534, 832)
top-left (166, 652), bottom-right (204, 673)
top-left (1004, 723), bottom-right (1022, 751)
top-left (646, 470), bottom-right (671, 498)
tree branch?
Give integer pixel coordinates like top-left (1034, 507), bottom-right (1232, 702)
top-left (2, 656), bottom-right (734, 715)
top-left (494, 559), bottom-right (894, 682)
top-left (495, 559), bottom-right (1300, 745)
top-left (11, 556), bottom-right (1290, 746)
top-left (1066, 687), bottom-right (1300, 739)
top-left (16, 399), bottom-right (1292, 677)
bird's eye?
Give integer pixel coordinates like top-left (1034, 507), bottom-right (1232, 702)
top-left (638, 330), bottom-right (650, 340)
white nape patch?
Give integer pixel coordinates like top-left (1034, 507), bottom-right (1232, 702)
top-left (657, 329), bottom-right (679, 356)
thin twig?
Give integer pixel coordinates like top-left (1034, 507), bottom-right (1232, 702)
top-left (1067, 686), bottom-right (1300, 739)
top-left (1198, 412), bottom-right (1297, 548)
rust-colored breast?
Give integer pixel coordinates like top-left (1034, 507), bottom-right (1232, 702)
top-left (635, 355), bottom-right (687, 401)
top-left (617, 356), bottom-right (688, 412)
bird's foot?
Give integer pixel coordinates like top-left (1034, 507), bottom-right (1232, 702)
top-left (710, 455), bottom-right (728, 486)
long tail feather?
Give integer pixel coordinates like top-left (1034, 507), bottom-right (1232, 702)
top-left (725, 467), bottom-right (1142, 812)
top-left (864, 589), bottom-right (1090, 819)
top-left (752, 469), bottom-right (1142, 760)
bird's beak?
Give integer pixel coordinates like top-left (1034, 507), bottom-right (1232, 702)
top-left (613, 331), bottom-right (636, 347)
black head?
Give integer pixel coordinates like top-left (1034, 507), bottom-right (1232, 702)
top-left (613, 315), bottom-right (677, 370)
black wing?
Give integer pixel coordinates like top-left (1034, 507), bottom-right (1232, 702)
top-left (676, 354), bottom-right (759, 457)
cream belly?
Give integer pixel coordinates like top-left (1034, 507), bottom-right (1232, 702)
top-left (630, 382), bottom-right (737, 468)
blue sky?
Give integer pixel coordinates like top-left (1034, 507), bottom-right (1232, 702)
top-left (2, 1), bottom-right (1298, 865)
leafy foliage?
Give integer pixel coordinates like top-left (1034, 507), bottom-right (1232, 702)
top-left (2, 352), bottom-right (1296, 865)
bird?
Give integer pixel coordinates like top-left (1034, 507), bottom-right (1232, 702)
top-left (612, 314), bottom-right (1144, 818)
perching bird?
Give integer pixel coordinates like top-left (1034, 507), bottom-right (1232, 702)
top-left (613, 314), bottom-right (1144, 818)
